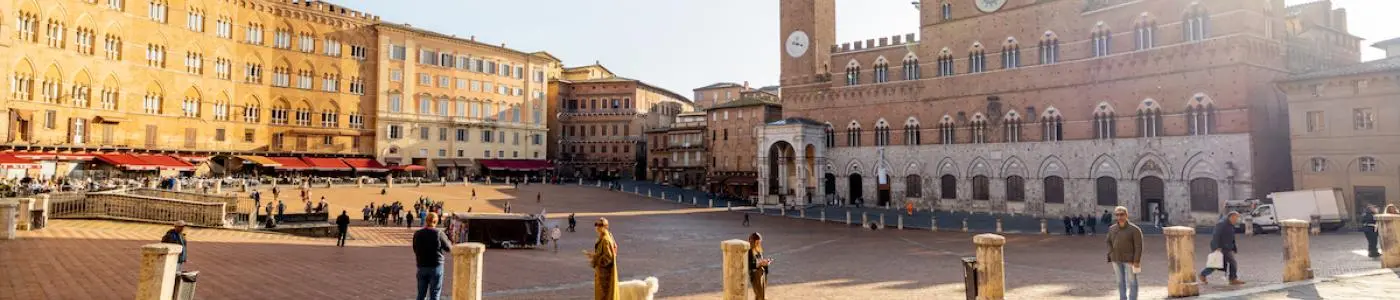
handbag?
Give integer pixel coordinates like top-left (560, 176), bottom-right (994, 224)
top-left (1206, 250), bottom-right (1224, 269)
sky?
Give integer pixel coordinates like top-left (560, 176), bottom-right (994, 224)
top-left (336, 0), bottom-right (1396, 100)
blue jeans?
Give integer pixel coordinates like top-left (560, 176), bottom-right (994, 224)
top-left (1112, 262), bottom-right (1138, 300)
top-left (416, 266), bottom-right (443, 300)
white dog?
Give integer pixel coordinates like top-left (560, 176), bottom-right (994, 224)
top-left (617, 276), bottom-right (660, 300)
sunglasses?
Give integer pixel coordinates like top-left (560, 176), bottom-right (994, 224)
top-left (1114, 213), bottom-right (1127, 216)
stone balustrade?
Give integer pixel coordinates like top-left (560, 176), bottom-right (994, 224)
top-left (50, 192), bottom-right (227, 227)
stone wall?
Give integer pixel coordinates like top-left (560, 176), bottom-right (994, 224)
top-left (50, 193), bottom-right (227, 227)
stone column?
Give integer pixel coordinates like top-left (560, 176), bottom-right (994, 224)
top-left (795, 155), bottom-right (808, 205)
top-left (37, 194), bottom-right (50, 229)
top-left (387, 176), bottom-right (395, 188)
top-left (995, 218), bottom-right (1003, 233)
top-left (879, 213), bottom-right (885, 228)
top-left (451, 243), bottom-right (487, 300)
top-left (135, 244), bottom-right (183, 300)
top-left (1281, 219), bottom-right (1313, 282)
top-left (0, 201), bottom-right (17, 240)
top-left (721, 239), bottom-right (751, 300)
top-left (974, 234), bottom-right (1006, 300)
top-left (1379, 214), bottom-right (1400, 268)
top-left (213, 180), bottom-right (223, 194)
top-left (846, 210), bottom-right (851, 225)
top-left (357, 177), bottom-right (364, 188)
top-left (931, 216), bottom-right (938, 231)
top-left (1244, 216), bottom-right (1254, 236)
top-left (1164, 226), bottom-right (1199, 297)
top-left (962, 218), bottom-right (970, 232)
top-left (15, 198), bottom-right (32, 230)
top-left (897, 215), bottom-right (904, 229)
top-left (1040, 219), bottom-right (1047, 235)
top-left (820, 210), bottom-right (826, 222)
top-left (861, 212), bottom-right (868, 226)
top-left (463, 177), bottom-right (470, 187)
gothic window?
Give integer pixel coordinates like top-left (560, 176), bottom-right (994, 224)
top-left (1091, 22), bottom-right (1111, 57)
top-left (1135, 15), bottom-right (1157, 50)
top-left (1001, 38), bottom-right (1021, 69)
top-left (1043, 176), bottom-right (1065, 203)
top-left (1310, 157), bottom-right (1327, 172)
top-left (970, 115), bottom-right (988, 143)
top-left (1189, 177), bottom-right (1219, 212)
top-left (1041, 109), bottom-right (1064, 141)
top-left (1003, 111), bottom-right (1022, 143)
top-left (1038, 32), bottom-right (1060, 64)
top-left (874, 120), bottom-right (891, 146)
top-left (906, 175), bottom-right (922, 198)
top-left (1360, 157), bottom-right (1379, 172)
top-left (1137, 100), bottom-right (1163, 137)
top-left (939, 116), bottom-right (956, 144)
top-left (824, 124), bottom-right (836, 148)
top-left (968, 44), bottom-right (986, 73)
top-left (902, 54), bottom-right (921, 80)
top-left (1186, 94), bottom-right (1216, 136)
top-left (873, 59), bottom-right (890, 83)
top-left (940, 174), bottom-right (957, 199)
top-left (1093, 103), bottom-right (1115, 140)
top-left (1005, 176), bottom-right (1025, 202)
top-left (937, 48), bottom-right (955, 76)
top-left (846, 121), bottom-right (862, 147)
top-left (972, 176), bottom-right (990, 200)
top-left (845, 61), bottom-right (861, 85)
top-left (904, 118), bottom-right (921, 145)
top-left (1184, 5), bottom-right (1210, 42)
top-left (1096, 177), bottom-right (1118, 206)
top-left (941, 2), bottom-right (952, 20)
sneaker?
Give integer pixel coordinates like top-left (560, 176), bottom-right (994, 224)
top-left (1229, 279), bottom-right (1246, 285)
top-left (1198, 274), bottom-right (1209, 285)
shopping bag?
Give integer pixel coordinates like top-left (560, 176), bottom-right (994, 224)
top-left (1206, 250), bottom-right (1224, 269)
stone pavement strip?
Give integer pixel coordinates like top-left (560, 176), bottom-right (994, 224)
top-left (1196, 268), bottom-right (1400, 300)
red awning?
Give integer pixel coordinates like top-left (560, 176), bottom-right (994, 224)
top-left (478, 159), bottom-right (554, 171)
top-left (96, 154), bottom-right (160, 171)
top-left (135, 155), bottom-right (195, 171)
top-left (301, 157), bottom-right (352, 171)
top-left (0, 154), bottom-right (40, 169)
top-left (341, 158), bottom-right (389, 172)
top-left (390, 165), bottom-right (426, 172)
top-left (268, 157), bottom-right (312, 171)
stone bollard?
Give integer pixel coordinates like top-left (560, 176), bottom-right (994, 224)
top-left (1040, 219), bottom-right (1048, 235)
top-left (1379, 214), bottom-right (1400, 268)
top-left (242, 182), bottom-right (250, 192)
top-left (962, 218), bottom-right (970, 232)
top-left (15, 198), bottom-right (32, 231)
top-left (662, 191), bottom-right (666, 199)
top-left (1164, 226), bottom-right (1199, 297)
top-left (37, 194), bottom-right (50, 229)
top-left (578, 178), bottom-right (583, 185)
top-left (1, 201), bottom-right (17, 240)
top-left (862, 212), bottom-right (868, 226)
top-left (387, 177), bottom-right (395, 188)
top-left (898, 215), bottom-right (904, 230)
top-left (846, 211), bottom-right (852, 225)
top-left (464, 178), bottom-right (470, 187)
top-left (357, 177), bottom-right (365, 188)
top-left (931, 216), bottom-right (938, 231)
top-left (995, 218), bottom-right (1003, 233)
top-left (1310, 216), bottom-right (1321, 235)
top-left (648, 190), bottom-right (652, 197)
top-left (973, 234), bottom-right (1007, 300)
top-left (820, 210), bottom-right (826, 222)
top-left (633, 187), bottom-right (639, 194)
top-left (326, 179), bottom-right (332, 188)
top-left (721, 239), bottom-right (751, 300)
top-left (692, 196), bottom-right (698, 205)
top-left (879, 213), bottom-right (885, 228)
top-left (214, 180), bottom-right (223, 194)
top-left (416, 179), bottom-right (423, 187)
top-left (709, 198), bottom-right (714, 208)
top-left (1281, 219), bottom-right (1313, 282)
top-left (135, 244), bottom-right (183, 300)
top-left (596, 180), bottom-right (602, 187)
top-left (781, 206), bottom-right (787, 216)
top-left (451, 243), bottom-right (487, 300)
top-left (441, 178), bottom-right (448, 187)
top-left (800, 208), bottom-right (806, 218)
top-left (1244, 217), bottom-right (1255, 236)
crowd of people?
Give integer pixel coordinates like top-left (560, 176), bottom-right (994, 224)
top-left (363, 197), bottom-right (449, 228)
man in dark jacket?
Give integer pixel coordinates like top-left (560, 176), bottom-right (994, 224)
top-left (1063, 215), bottom-right (1073, 235)
top-left (335, 211), bottom-right (351, 247)
top-left (1106, 206), bottom-right (1143, 300)
top-left (1362, 205), bottom-right (1380, 257)
top-left (1200, 211), bottom-right (1245, 285)
top-left (161, 221), bottom-right (188, 270)
top-left (413, 213), bottom-right (453, 300)
top-left (1086, 213), bottom-right (1099, 235)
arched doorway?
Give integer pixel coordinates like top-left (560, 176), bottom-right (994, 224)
top-left (766, 141), bottom-right (797, 204)
top-left (1140, 176), bottom-right (1165, 222)
top-left (824, 173), bottom-right (837, 198)
top-left (848, 173), bottom-right (863, 205)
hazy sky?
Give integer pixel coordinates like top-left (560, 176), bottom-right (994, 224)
top-left (337, 0), bottom-right (1396, 100)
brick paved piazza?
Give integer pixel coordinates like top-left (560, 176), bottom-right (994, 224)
top-left (0, 184), bottom-right (1386, 299)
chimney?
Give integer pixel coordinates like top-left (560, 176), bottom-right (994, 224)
top-left (743, 81), bottom-right (750, 89)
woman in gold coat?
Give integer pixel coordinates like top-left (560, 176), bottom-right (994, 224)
top-left (587, 218), bottom-right (619, 300)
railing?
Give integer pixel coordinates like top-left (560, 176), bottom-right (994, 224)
top-left (49, 192), bottom-right (228, 227)
top-left (126, 188), bottom-right (241, 213)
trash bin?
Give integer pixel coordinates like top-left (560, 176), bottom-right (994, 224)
top-left (961, 257), bottom-right (978, 300)
top-left (174, 271), bottom-right (199, 300)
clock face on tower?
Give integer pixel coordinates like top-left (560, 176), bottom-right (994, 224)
top-left (786, 30), bottom-right (810, 58)
top-left (975, 0), bottom-right (1007, 13)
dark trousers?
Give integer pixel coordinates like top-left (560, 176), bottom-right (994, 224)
top-left (337, 227), bottom-right (349, 247)
top-left (1200, 250), bottom-right (1239, 280)
top-left (1365, 227), bottom-right (1380, 256)
top-left (416, 266), bottom-right (444, 300)
top-left (567, 223), bottom-right (576, 232)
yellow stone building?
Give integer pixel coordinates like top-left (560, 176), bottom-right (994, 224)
top-left (373, 23), bottom-right (558, 178)
top-left (1, 0), bottom-right (380, 177)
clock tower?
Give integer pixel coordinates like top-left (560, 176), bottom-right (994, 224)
top-left (779, 0), bottom-right (835, 85)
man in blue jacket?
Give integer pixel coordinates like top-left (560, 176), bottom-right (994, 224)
top-left (1200, 212), bottom-right (1245, 285)
top-left (161, 221), bottom-right (188, 270)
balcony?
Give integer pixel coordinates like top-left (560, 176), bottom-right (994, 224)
top-left (559, 109), bottom-right (637, 117)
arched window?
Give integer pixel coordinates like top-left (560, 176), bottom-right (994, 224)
top-left (846, 122), bottom-right (862, 147)
top-left (1091, 23), bottom-right (1111, 57)
top-left (1187, 94), bottom-right (1216, 136)
top-left (902, 54), bottom-right (920, 80)
top-left (1189, 177), bottom-right (1219, 212)
top-left (941, 2), bottom-right (952, 20)
top-left (968, 44), bottom-right (986, 73)
top-left (906, 175), bottom-right (923, 198)
top-left (1137, 100), bottom-right (1163, 137)
top-left (874, 120), bottom-right (891, 146)
top-left (1044, 176), bottom-right (1065, 203)
top-left (937, 48), bottom-right (955, 76)
top-left (1360, 157), bottom-right (1379, 172)
top-left (320, 108), bottom-right (339, 128)
top-left (1093, 103), bottom-right (1115, 140)
top-left (1096, 176), bottom-right (1118, 206)
top-left (1038, 32), bottom-right (1060, 64)
top-left (970, 115), bottom-right (988, 143)
top-left (1001, 38), bottom-right (1021, 69)
top-left (972, 175), bottom-right (990, 200)
top-left (1184, 5), bottom-right (1210, 42)
top-left (1041, 109), bottom-right (1064, 141)
top-left (940, 174), bottom-right (957, 199)
top-left (904, 118), bottom-right (922, 145)
top-left (271, 103), bottom-right (289, 125)
top-left (1135, 15), bottom-right (1157, 50)
top-left (845, 62), bottom-right (861, 85)
top-left (824, 124), bottom-right (836, 148)
top-left (1004, 111), bottom-right (1022, 143)
top-left (1005, 176), bottom-right (1025, 202)
top-left (1310, 157), bottom-right (1327, 172)
top-left (873, 59), bottom-right (889, 83)
top-left (939, 116), bottom-right (956, 144)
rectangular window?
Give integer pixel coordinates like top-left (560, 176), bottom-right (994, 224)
top-left (1354, 108), bottom-right (1375, 130)
top-left (1306, 111), bottom-right (1324, 132)
top-left (389, 44), bottom-right (406, 60)
top-left (419, 73), bottom-right (431, 85)
top-left (419, 127), bottom-right (430, 140)
top-left (439, 127), bottom-right (448, 141)
top-left (387, 125), bottom-right (403, 139)
top-left (243, 129), bottom-right (255, 142)
top-left (456, 129), bottom-right (468, 141)
top-left (390, 69), bottom-right (402, 82)
top-left (388, 94), bottom-right (402, 113)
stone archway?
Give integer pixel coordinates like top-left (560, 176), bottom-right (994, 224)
top-left (849, 173), bottom-right (864, 205)
top-left (1140, 176), bottom-right (1165, 222)
top-left (766, 141), bottom-right (798, 205)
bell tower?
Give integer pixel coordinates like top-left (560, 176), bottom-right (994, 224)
top-left (779, 0), bottom-right (835, 85)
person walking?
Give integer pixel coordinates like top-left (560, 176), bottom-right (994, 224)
top-left (276, 200), bottom-right (286, 222)
top-left (1106, 207), bottom-right (1143, 300)
top-left (419, 208), bottom-right (427, 227)
top-left (550, 225), bottom-right (562, 253)
top-left (362, 205), bottom-right (371, 221)
top-left (160, 221), bottom-right (189, 270)
top-left (1100, 210), bottom-right (1113, 228)
top-left (505, 201), bottom-right (512, 214)
top-left (252, 191), bottom-right (262, 217)
top-left (748, 232), bottom-right (773, 300)
top-left (1063, 215), bottom-right (1072, 235)
top-left (412, 213), bottom-right (452, 300)
top-left (1075, 215), bottom-right (1086, 235)
top-left (568, 213), bottom-right (577, 232)
top-left (1200, 211), bottom-right (1245, 285)
top-left (1087, 213), bottom-right (1099, 235)
top-left (1362, 205), bottom-right (1380, 258)
top-left (587, 218), bottom-right (619, 300)
top-left (906, 202), bottom-right (914, 216)
top-left (406, 211), bottom-right (416, 229)
top-left (743, 213), bottom-right (751, 227)
top-left (537, 192), bottom-right (542, 204)
top-left (336, 210), bottom-right (351, 247)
